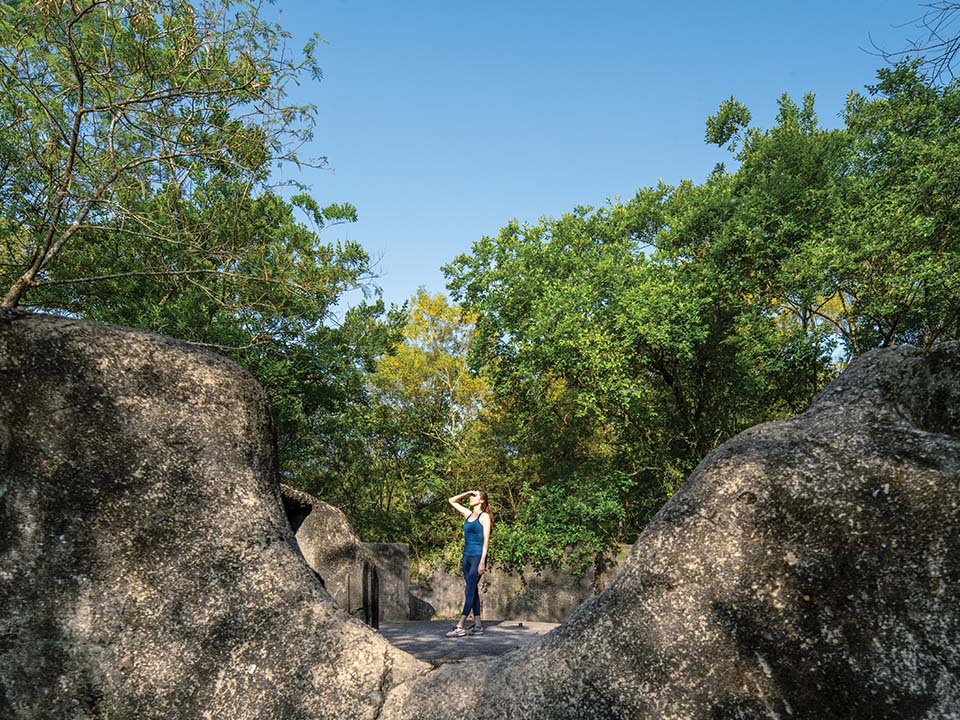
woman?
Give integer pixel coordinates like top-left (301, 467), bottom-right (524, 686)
top-left (445, 489), bottom-right (492, 637)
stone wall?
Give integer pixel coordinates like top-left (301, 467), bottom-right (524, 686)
top-left (410, 546), bottom-right (630, 622)
top-left (364, 542), bottom-right (411, 622)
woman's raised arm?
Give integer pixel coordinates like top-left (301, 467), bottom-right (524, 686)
top-left (448, 490), bottom-right (475, 518)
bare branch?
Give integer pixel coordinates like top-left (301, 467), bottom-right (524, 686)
top-left (35, 267), bottom-right (326, 297)
top-left (868, 2), bottom-right (960, 83)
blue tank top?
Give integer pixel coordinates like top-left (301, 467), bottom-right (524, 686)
top-left (463, 515), bottom-right (484, 555)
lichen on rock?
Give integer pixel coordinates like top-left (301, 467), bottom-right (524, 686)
top-left (0, 310), bottom-right (425, 720)
top-left (2, 309), bottom-right (958, 720)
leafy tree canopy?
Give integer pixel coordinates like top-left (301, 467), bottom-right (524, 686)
top-left (440, 63), bottom-right (960, 569)
top-left (0, 0), bottom-right (402, 483)
top-left (0, 0), bottom-right (322, 308)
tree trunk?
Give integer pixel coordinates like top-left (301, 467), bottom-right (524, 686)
top-left (2, 274), bottom-right (33, 308)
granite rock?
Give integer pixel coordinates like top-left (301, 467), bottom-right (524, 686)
top-left (383, 343), bottom-right (960, 719)
top-left (0, 310), bottom-right (425, 720)
top-left (280, 484), bottom-right (381, 624)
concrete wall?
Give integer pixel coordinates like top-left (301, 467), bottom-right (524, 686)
top-left (364, 542), bottom-right (411, 622)
top-left (409, 546), bottom-right (631, 622)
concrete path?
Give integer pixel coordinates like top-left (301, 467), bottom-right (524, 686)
top-left (378, 620), bottom-right (559, 665)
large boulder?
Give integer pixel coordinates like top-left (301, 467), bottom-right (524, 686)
top-left (280, 484), bottom-right (381, 625)
top-left (3, 308), bottom-right (959, 720)
top-left (0, 310), bottom-right (425, 720)
top-left (383, 343), bottom-right (960, 719)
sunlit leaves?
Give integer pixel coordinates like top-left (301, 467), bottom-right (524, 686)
top-left (705, 96), bottom-right (752, 151)
top-left (837, 62), bottom-right (960, 349)
top-left (439, 65), bottom-right (960, 569)
top-left (0, 0), bottom-right (323, 306)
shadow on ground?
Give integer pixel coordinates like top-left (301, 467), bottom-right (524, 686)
top-left (378, 620), bottom-right (559, 665)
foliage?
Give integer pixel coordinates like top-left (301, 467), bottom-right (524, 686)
top-left (0, 0), bottom-right (402, 479)
top-left (835, 63), bottom-right (960, 350)
top-left (705, 97), bottom-right (751, 151)
top-left (439, 63), bottom-right (960, 570)
top-left (0, 0), bottom-right (322, 307)
top-left (493, 471), bottom-right (633, 574)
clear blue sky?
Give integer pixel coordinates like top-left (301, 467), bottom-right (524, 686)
top-left (269, 0), bottom-right (923, 310)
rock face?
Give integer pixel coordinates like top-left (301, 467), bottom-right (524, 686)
top-left (383, 343), bottom-right (960, 719)
top-left (3, 308), bottom-right (959, 720)
top-left (0, 311), bottom-right (425, 720)
top-left (280, 484), bottom-right (381, 625)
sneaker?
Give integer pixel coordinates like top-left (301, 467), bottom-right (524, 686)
top-left (445, 626), bottom-right (466, 637)
top-left (468, 625), bottom-right (484, 635)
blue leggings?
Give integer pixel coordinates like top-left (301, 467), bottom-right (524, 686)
top-left (461, 554), bottom-right (482, 618)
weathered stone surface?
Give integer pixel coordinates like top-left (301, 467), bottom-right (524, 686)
top-left (364, 542), bottom-right (411, 623)
top-left (383, 343), bottom-right (960, 719)
top-left (0, 311), bottom-right (425, 720)
top-left (4, 309), bottom-right (959, 719)
top-left (280, 483), bottom-right (380, 624)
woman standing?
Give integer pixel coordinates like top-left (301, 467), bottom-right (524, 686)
top-left (445, 490), bottom-right (492, 637)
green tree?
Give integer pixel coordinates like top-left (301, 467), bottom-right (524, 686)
top-left (703, 65), bottom-right (960, 357)
top-left (305, 291), bottom-right (493, 562)
top-left (444, 197), bottom-right (784, 566)
top-left (699, 92), bottom-right (846, 388)
top-left (836, 62), bottom-right (960, 350)
top-left (0, 0), bottom-right (321, 308)
top-left (386, 65), bottom-right (960, 570)
top-left (0, 1), bottom-right (406, 481)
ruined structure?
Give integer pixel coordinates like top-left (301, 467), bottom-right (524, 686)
top-left (280, 484), bottom-right (382, 626)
